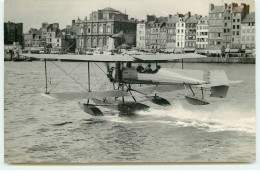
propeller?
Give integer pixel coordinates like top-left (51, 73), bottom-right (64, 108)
top-left (105, 62), bottom-right (115, 82)
top-left (105, 62), bottom-right (110, 74)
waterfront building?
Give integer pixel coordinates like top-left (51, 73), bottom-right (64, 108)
top-left (145, 16), bottom-right (167, 49)
top-left (222, 7), bottom-right (232, 50)
top-left (208, 3), bottom-right (227, 51)
top-left (230, 3), bottom-right (250, 49)
top-left (165, 14), bottom-right (179, 49)
top-left (175, 12), bottom-right (190, 52)
top-left (240, 12), bottom-right (255, 51)
top-left (185, 14), bottom-right (201, 53)
top-left (75, 7), bottom-right (137, 53)
top-left (208, 3), bottom-right (250, 54)
top-left (24, 28), bottom-right (43, 52)
top-left (4, 21), bottom-right (23, 46)
top-left (196, 16), bottom-right (209, 53)
top-left (136, 21), bottom-right (146, 49)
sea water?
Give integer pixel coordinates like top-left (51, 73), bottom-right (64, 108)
top-left (4, 61), bottom-right (255, 163)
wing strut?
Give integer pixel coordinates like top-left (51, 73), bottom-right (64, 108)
top-left (44, 59), bottom-right (49, 94)
top-left (87, 62), bottom-right (91, 104)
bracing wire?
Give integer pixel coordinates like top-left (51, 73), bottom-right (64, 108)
top-left (91, 63), bottom-right (99, 85)
top-left (49, 62), bottom-right (83, 93)
top-left (94, 62), bottom-right (107, 75)
top-left (170, 62), bottom-right (177, 69)
top-left (50, 61), bottom-right (89, 92)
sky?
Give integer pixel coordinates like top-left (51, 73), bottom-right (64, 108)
top-left (4, 0), bottom-right (255, 32)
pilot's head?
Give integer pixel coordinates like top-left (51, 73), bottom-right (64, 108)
top-left (148, 64), bottom-right (151, 67)
top-left (157, 65), bottom-right (161, 69)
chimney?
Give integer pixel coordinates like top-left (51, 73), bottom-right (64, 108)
top-left (224, 3), bottom-right (227, 9)
top-left (209, 3), bottom-right (214, 11)
top-left (169, 14), bottom-right (172, 19)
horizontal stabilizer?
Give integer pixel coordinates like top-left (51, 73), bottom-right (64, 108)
top-left (46, 90), bottom-right (130, 100)
top-left (209, 70), bottom-right (229, 86)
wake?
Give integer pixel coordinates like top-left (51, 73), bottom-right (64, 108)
top-left (136, 103), bottom-right (255, 134)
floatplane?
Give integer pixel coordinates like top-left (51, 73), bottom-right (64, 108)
top-left (21, 53), bottom-right (235, 116)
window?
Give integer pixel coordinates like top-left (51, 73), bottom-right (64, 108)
top-left (237, 25), bottom-right (239, 29)
top-left (224, 29), bottom-right (226, 33)
top-left (227, 29), bottom-right (230, 33)
top-left (218, 33), bottom-right (220, 37)
top-left (88, 27), bottom-right (91, 33)
top-left (228, 17), bottom-right (230, 20)
top-left (99, 25), bottom-right (103, 33)
top-left (242, 29), bottom-right (245, 33)
top-left (233, 25), bottom-right (235, 29)
top-left (233, 19), bottom-right (235, 22)
top-left (182, 23), bottom-right (184, 27)
top-left (252, 28), bottom-right (255, 33)
top-left (57, 39), bottom-right (59, 42)
top-left (106, 25), bottom-right (111, 33)
top-left (225, 23), bottom-right (227, 27)
top-left (237, 19), bottom-right (240, 22)
top-left (181, 29), bottom-right (183, 33)
top-left (233, 31), bottom-right (235, 35)
top-left (237, 31), bottom-right (239, 35)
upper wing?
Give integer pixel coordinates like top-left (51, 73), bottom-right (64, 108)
top-left (21, 54), bottom-right (135, 62)
top-left (129, 53), bottom-right (206, 62)
top-left (21, 53), bottom-right (206, 62)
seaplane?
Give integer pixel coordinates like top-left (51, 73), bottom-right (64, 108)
top-left (21, 53), bottom-right (235, 116)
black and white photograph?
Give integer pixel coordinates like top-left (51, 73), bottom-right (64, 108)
top-left (3, 0), bottom-right (256, 164)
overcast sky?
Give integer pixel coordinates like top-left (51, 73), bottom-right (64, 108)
top-left (4, 0), bottom-right (255, 32)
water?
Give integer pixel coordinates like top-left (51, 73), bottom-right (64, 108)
top-left (4, 61), bottom-right (255, 163)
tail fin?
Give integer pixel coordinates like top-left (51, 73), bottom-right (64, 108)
top-left (209, 70), bottom-right (229, 98)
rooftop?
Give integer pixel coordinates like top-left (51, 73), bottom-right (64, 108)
top-left (99, 7), bottom-right (125, 15)
top-left (242, 12), bottom-right (255, 23)
top-left (186, 15), bottom-right (201, 23)
top-left (210, 5), bottom-right (225, 13)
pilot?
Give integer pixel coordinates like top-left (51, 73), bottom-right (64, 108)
top-left (143, 64), bottom-right (153, 73)
top-left (152, 65), bottom-right (161, 73)
top-left (136, 63), bottom-right (144, 73)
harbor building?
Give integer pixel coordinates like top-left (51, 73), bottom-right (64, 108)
top-left (165, 14), bottom-right (179, 51)
top-left (196, 16), bottom-right (209, 53)
top-left (175, 12), bottom-right (190, 52)
top-left (136, 21), bottom-right (146, 49)
top-left (185, 14), bottom-right (201, 53)
top-left (230, 3), bottom-right (250, 49)
top-left (4, 21), bottom-right (23, 46)
top-left (75, 7), bottom-right (137, 53)
top-left (240, 12), bottom-right (255, 54)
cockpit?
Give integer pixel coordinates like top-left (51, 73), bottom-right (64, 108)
top-left (136, 64), bottom-right (161, 74)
